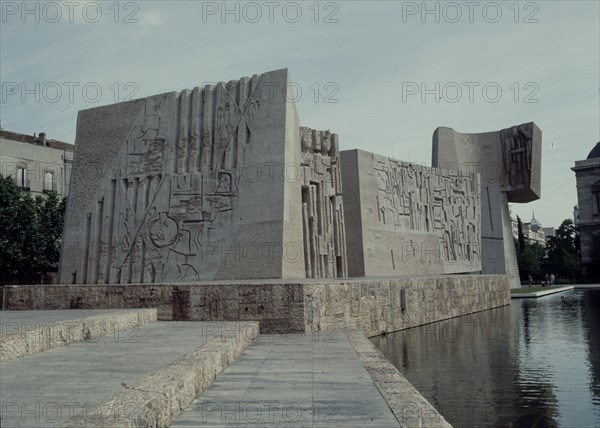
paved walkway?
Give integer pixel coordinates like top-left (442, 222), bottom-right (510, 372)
top-left (1, 320), bottom-right (248, 427)
top-left (171, 331), bottom-right (400, 427)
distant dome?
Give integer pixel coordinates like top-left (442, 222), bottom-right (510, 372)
top-left (588, 142), bottom-right (600, 159)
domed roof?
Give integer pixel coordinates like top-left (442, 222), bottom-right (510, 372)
top-left (588, 142), bottom-right (600, 159)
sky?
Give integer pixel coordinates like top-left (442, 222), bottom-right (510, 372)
top-left (1, 0), bottom-right (598, 229)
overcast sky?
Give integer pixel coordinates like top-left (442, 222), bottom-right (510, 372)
top-left (1, 0), bottom-right (598, 228)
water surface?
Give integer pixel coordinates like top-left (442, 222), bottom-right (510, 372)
top-left (371, 289), bottom-right (600, 427)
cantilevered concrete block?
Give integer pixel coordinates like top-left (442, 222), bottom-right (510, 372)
top-left (432, 122), bottom-right (542, 288)
top-left (59, 69), bottom-right (319, 284)
top-left (341, 149), bottom-right (481, 277)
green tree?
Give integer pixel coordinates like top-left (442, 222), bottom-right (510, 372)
top-left (544, 219), bottom-right (581, 282)
top-left (515, 238), bottom-right (545, 282)
top-left (0, 175), bottom-right (66, 279)
top-left (517, 215), bottom-right (525, 253)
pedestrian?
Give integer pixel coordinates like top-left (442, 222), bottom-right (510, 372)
top-left (528, 274), bottom-right (533, 286)
top-left (550, 273), bottom-right (555, 285)
top-left (544, 273), bottom-right (549, 287)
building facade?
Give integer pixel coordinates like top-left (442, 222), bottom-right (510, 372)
top-left (0, 129), bottom-right (74, 198)
top-left (510, 209), bottom-right (548, 246)
top-left (572, 142), bottom-right (600, 279)
top-left (522, 214), bottom-right (546, 245)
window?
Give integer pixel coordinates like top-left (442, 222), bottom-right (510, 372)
top-left (44, 171), bottom-right (54, 193)
top-left (16, 167), bottom-right (27, 188)
top-left (592, 182), bottom-right (600, 215)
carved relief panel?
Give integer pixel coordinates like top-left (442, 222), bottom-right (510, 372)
top-left (299, 127), bottom-right (348, 278)
top-left (373, 157), bottom-right (481, 264)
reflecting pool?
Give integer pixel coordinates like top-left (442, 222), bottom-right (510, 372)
top-left (371, 289), bottom-right (600, 427)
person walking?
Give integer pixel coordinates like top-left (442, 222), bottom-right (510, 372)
top-left (528, 274), bottom-right (533, 286)
top-left (544, 273), bottom-right (549, 287)
top-left (550, 273), bottom-right (555, 285)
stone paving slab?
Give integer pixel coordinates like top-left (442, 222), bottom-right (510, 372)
top-left (170, 331), bottom-right (402, 427)
top-left (0, 309), bottom-right (157, 361)
top-left (0, 321), bottom-right (258, 427)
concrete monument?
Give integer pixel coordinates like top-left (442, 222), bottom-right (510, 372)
top-left (58, 69), bottom-right (347, 284)
top-left (299, 127), bottom-right (348, 278)
top-left (341, 149), bottom-right (481, 277)
top-left (432, 122), bottom-right (542, 288)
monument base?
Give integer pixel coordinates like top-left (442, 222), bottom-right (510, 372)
top-left (1, 275), bottom-right (509, 336)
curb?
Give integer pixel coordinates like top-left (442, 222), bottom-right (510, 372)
top-left (510, 286), bottom-right (574, 299)
top-left (345, 328), bottom-right (452, 428)
top-left (0, 309), bottom-right (158, 361)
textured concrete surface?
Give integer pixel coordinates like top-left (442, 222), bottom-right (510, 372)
top-left (341, 149), bottom-right (481, 277)
top-left (58, 68), bottom-right (349, 285)
top-left (1, 275), bottom-right (509, 336)
top-left (171, 330), bottom-right (402, 427)
top-left (0, 309), bottom-right (157, 361)
top-left (298, 127), bottom-right (347, 279)
top-left (433, 122), bottom-right (542, 289)
top-left (0, 320), bottom-right (258, 427)
top-left (345, 329), bottom-right (452, 427)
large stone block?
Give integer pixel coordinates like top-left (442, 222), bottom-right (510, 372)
top-left (58, 69), bottom-right (344, 284)
top-left (341, 149), bottom-right (481, 277)
top-left (432, 122), bottom-right (542, 288)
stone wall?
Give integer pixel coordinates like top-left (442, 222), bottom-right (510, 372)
top-left (1, 275), bottom-right (509, 336)
top-left (341, 149), bottom-right (481, 277)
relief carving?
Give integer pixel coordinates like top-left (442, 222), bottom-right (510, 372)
top-left (501, 125), bottom-right (533, 189)
top-left (77, 75), bottom-right (261, 284)
top-left (374, 157), bottom-right (481, 263)
top-left (300, 127), bottom-right (347, 278)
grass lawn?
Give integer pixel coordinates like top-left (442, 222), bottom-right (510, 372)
top-left (511, 286), bottom-right (565, 294)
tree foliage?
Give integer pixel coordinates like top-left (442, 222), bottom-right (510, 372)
top-left (515, 218), bottom-right (583, 283)
top-left (516, 238), bottom-right (545, 281)
top-left (517, 215), bottom-right (525, 253)
top-left (544, 219), bottom-right (581, 281)
top-left (0, 175), bottom-right (66, 278)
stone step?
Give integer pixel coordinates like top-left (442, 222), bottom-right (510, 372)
top-left (0, 320), bottom-right (259, 427)
top-left (0, 309), bottom-right (158, 361)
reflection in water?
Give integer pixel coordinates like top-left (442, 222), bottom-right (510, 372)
top-left (371, 290), bottom-right (600, 427)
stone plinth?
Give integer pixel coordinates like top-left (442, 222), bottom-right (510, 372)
top-left (433, 122), bottom-right (542, 288)
top-left (341, 149), bottom-right (481, 277)
top-left (1, 275), bottom-right (509, 336)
